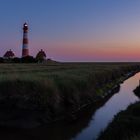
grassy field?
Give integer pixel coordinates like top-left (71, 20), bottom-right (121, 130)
top-left (0, 62), bottom-right (139, 127)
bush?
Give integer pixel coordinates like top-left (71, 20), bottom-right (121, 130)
top-left (0, 57), bottom-right (4, 63)
top-left (12, 57), bottom-right (21, 63)
top-left (21, 56), bottom-right (36, 63)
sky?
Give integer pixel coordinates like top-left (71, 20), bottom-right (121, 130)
top-left (0, 0), bottom-right (140, 62)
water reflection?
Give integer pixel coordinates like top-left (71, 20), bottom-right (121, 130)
top-left (74, 72), bottom-right (140, 140)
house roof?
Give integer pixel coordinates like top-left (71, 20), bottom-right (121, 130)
top-left (36, 49), bottom-right (46, 58)
top-left (4, 50), bottom-right (15, 58)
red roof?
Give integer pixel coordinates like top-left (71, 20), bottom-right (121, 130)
top-left (4, 50), bottom-right (15, 58)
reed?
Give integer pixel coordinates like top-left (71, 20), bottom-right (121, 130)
top-left (0, 62), bottom-right (139, 126)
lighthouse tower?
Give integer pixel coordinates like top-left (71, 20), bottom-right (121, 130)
top-left (22, 23), bottom-right (29, 57)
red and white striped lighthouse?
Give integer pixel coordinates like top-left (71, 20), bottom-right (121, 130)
top-left (22, 23), bottom-right (29, 57)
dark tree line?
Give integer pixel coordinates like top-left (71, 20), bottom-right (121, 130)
top-left (0, 56), bottom-right (45, 63)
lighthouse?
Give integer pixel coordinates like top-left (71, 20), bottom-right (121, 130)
top-left (22, 23), bottom-right (29, 57)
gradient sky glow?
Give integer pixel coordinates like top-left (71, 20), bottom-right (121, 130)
top-left (1, 0), bottom-right (140, 61)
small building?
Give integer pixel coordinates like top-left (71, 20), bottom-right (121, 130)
top-left (36, 49), bottom-right (46, 62)
top-left (3, 50), bottom-right (15, 59)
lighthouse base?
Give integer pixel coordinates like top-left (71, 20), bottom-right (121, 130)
top-left (22, 49), bottom-right (29, 57)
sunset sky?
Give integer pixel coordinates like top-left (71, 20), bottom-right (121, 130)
top-left (0, 0), bottom-right (140, 61)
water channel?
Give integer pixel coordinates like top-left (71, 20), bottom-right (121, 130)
top-left (1, 72), bottom-right (140, 140)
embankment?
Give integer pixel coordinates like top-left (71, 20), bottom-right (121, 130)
top-left (0, 63), bottom-right (139, 128)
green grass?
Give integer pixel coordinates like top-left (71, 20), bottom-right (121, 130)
top-left (0, 62), bottom-right (139, 122)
